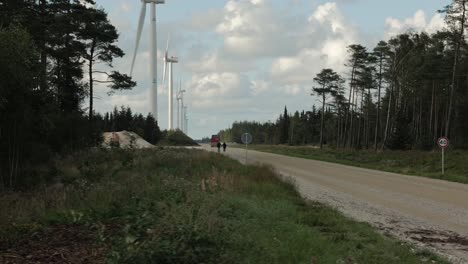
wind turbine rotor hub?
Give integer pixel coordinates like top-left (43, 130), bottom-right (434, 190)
top-left (168, 56), bottom-right (179, 63)
top-left (144, 0), bottom-right (165, 4)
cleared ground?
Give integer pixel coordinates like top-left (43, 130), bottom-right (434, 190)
top-left (203, 145), bottom-right (468, 263)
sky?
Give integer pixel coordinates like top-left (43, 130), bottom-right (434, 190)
top-left (90, 0), bottom-right (448, 139)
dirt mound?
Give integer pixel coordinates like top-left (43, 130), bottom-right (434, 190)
top-left (102, 130), bottom-right (154, 149)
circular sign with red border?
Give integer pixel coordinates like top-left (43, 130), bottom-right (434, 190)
top-left (437, 137), bottom-right (449, 149)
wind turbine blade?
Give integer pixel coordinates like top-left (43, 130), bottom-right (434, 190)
top-left (130, 2), bottom-right (146, 76)
top-left (166, 34), bottom-right (170, 53)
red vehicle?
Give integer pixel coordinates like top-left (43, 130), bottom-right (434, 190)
top-left (210, 135), bottom-right (220, 147)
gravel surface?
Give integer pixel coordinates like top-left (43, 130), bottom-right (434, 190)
top-left (102, 131), bottom-right (154, 149)
top-left (203, 145), bottom-right (468, 263)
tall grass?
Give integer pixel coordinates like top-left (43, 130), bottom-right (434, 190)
top-left (0, 148), bottom-right (448, 263)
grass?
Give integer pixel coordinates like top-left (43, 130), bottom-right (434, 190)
top-left (236, 144), bottom-right (468, 184)
top-left (0, 148), bottom-right (449, 263)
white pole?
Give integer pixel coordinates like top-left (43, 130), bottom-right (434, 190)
top-left (181, 96), bottom-right (185, 133)
top-left (184, 106), bottom-right (187, 134)
top-left (149, 2), bottom-right (157, 119)
top-left (176, 93), bottom-right (179, 130)
top-left (245, 143), bottom-right (248, 164)
top-left (168, 62), bottom-right (173, 130)
top-left (442, 148), bottom-right (445, 175)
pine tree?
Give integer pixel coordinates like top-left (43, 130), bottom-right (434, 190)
top-left (386, 112), bottom-right (413, 150)
top-left (79, 7), bottom-right (135, 126)
top-left (440, 0), bottom-right (468, 137)
top-left (372, 41), bottom-right (391, 150)
top-left (313, 69), bottom-right (344, 149)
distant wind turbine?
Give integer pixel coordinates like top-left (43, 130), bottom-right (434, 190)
top-left (183, 106), bottom-right (188, 134)
top-left (130, 0), bottom-right (165, 120)
top-left (162, 36), bottom-right (179, 130)
top-left (176, 80), bottom-right (186, 130)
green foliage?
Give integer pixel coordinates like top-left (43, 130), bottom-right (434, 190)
top-left (159, 130), bottom-right (199, 146)
top-left (219, 108), bottom-right (320, 146)
top-left (313, 69), bottom-right (345, 149)
top-left (386, 113), bottom-right (414, 150)
top-left (0, 1), bottom-right (132, 190)
top-left (96, 106), bottom-right (162, 144)
top-left (0, 149), bottom-right (448, 263)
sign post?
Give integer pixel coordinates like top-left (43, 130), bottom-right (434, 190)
top-left (437, 137), bottom-right (449, 175)
top-left (241, 133), bottom-right (253, 164)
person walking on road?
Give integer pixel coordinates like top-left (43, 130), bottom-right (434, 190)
top-left (217, 142), bottom-right (221, 153)
top-left (222, 142), bottom-right (227, 152)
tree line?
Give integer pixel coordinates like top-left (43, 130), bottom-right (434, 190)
top-left (0, 1), bottom-right (153, 190)
top-left (220, 0), bottom-right (468, 151)
top-left (219, 107), bottom-right (322, 146)
top-left (94, 106), bottom-right (162, 145)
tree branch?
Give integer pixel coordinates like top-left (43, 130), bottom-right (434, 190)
top-left (92, 71), bottom-right (111, 76)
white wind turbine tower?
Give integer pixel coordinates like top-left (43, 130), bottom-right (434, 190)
top-left (183, 106), bottom-right (188, 134)
top-left (130, 0), bottom-right (165, 120)
top-left (162, 37), bottom-right (179, 130)
top-left (176, 80), bottom-right (186, 131)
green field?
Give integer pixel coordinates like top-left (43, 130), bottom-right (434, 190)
top-left (0, 149), bottom-right (448, 263)
top-left (235, 145), bottom-right (468, 184)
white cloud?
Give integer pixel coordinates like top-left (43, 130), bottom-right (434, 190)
top-left (187, 72), bottom-right (251, 110)
top-left (215, 0), bottom-right (297, 57)
top-left (270, 2), bottom-right (356, 87)
top-left (95, 0), bottom-right (447, 138)
top-left (184, 51), bottom-right (250, 73)
top-left (385, 10), bottom-right (445, 39)
top-left (250, 80), bottom-right (270, 95)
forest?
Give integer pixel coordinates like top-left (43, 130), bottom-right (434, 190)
top-left (220, 1), bottom-right (468, 151)
top-left (0, 0), bottom-right (161, 190)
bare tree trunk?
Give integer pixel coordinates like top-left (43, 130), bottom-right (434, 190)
top-left (39, 0), bottom-right (48, 92)
top-left (382, 83), bottom-right (394, 150)
top-left (412, 95), bottom-right (417, 140)
top-left (320, 94), bottom-right (325, 150)
top-left (374, 55), bottom-right (383, 151)
top-left (9, 120), bottom-right (18, 189)
top-left (429, 81), bottom-right (435, 139)
top-left (343, 64), bottom-right (356, 148)
top-left (434, 98), bottom-right (439, 141)
top-left (349, 85), bottom-right (357, 148)
top-left (366, 87), bottom-right (371, 149)
top-left (336, 106), bottom-right (341, 146)
top-left (446, 0), bottom-right (466, 137)
top-left (357, 94), bottom-right (362, 148)
top-left (89, 41), bottom-right (95, 124)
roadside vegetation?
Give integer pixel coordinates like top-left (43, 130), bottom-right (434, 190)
top-left (0, 148), bottom-right (447, 263)
top-left (159, 130), bottom-right (199, 146)
top-left (240, 145), bottom-right (468, 184)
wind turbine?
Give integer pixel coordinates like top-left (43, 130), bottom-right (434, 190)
top-left (162, 37), bottom-right (179, 130)
top-left (176, 80), bottom-right (186, 130)
top-left (183, 106), bottom-right (188, 134)
top-left (130, 0), bottom-right (165, 120)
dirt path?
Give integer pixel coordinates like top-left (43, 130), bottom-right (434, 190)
top-left (203, 145), bottom-right (468, 263)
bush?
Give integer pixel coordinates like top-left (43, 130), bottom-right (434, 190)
top-left (159, 130), bottom-right (199, 146)
top-left (386, 113), bottom-right (413, 150)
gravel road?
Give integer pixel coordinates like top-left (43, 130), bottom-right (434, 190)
top-left (202, 145), bottom-right (468, 263)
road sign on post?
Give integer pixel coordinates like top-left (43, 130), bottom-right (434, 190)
top-left (437, 137), bottom-right (449, 175)
top-left (241, 133), bottom-right (253, 164)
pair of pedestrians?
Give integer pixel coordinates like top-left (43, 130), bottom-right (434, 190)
top-left (217, 142), bottom-right (227, 153)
